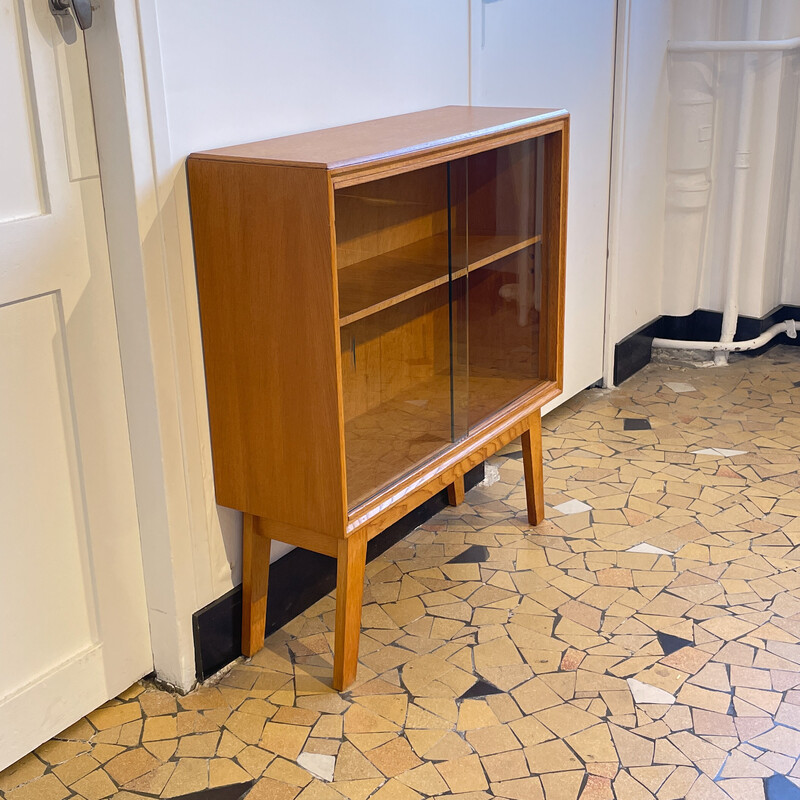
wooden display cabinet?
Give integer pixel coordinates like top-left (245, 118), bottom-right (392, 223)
top-left (187, 106), bottom-right (568, 690)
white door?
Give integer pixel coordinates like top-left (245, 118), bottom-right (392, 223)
top-left (471, 0), bottom-right (617, 400)
top-left (0, 0), bottom-right (152, 769)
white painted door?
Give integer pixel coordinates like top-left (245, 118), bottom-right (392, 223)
top-left (471, 0), bottom-right (617, 401)
top-left (0, 0), bottom-right (151, 769)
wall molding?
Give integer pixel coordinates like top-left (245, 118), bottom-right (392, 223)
top-left (614, 304), bottom-right (800, 385)
top-left (602, 0), bottom-right (633, 388)
top-left (85, 0), bottom-right (204, 691)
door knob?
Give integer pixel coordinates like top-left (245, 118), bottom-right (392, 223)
top-left (49, 0), bottom-right (93, 30)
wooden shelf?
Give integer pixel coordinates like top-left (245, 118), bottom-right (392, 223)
top-left (338, 233), bottom-right (540, 326)
top-left (345, 370), bottom-right (545, 507)
top-left (458, 233), bottom-right (540, 273)
top-left (337, 237), bottom-right (449, 326)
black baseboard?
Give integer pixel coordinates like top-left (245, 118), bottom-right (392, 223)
top-left (192, 462), bottom-right (486, 681)
top-left (614, 304), bottom-right (800, 386)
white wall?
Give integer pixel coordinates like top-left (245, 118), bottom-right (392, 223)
top-left (471, 0), bottom-right (618, 399)
top-left (606, 0), bottom-right (672, 356)
top-left (145, 0), bottom-right (471, 605)
top-left (97, 0), bottom-right (800, 688)
top-left (155, 2), bottom-right (470, 157)
top-left (139, 0), bottom-right (635, 617)
top-left (127, 0), bottom-right (750, 684)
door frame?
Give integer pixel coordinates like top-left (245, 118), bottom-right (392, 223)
top-left (83, 0), bottom-right (218, 692)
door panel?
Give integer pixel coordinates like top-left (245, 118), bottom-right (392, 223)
top-left (461, 138), bottom-right (544, 428)
top-left (0, 294), bottom-right (97, 691)
top-left (0, 0), bottom-right (151, 770)
top-left (0, 0), bottom-right (43, 220)
top-left (336, 165), bottom-right (460, 508)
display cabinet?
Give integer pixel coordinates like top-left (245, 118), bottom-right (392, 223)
top-left (187, 106), bottom-right (568, 690)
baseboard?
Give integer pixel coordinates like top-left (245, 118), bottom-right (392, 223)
top-left (614, 304), bottom-right (800, 386)
top-left (192, 462), bottom-right (486, 681)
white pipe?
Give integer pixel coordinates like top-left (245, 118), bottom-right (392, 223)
top-left (669, 35), bottom-right (800, 53)
top-left (714, 0), bottom-right (762, 367)
top-left (652, 319), bottom-right (798, 352)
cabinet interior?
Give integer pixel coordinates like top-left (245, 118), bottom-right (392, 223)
top-left (335, 137), bottom-right (547, 508)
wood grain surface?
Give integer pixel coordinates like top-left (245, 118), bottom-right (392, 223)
top-left (187, 159), bottom-right (347, 533)
top-left (241, 514), bottom-right (271, 657)
top-left (333, 529), bottom-right (367, 690)
top-left (522, 410), bottom-right (545, 525)
top-left (193, 106), bottom-right (567, 175)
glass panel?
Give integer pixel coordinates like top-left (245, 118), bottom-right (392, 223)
top-left (465, 138), bottom-right (544, 429)
top-left (448, 159), bottom-right (469, 444)
top-left (335, 164), bottom-right (467, 508)
top-left (335, 165), bottom-right (451, 327)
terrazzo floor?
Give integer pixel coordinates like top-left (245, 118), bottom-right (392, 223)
top-left (4, 347), bottom-right (800, 800)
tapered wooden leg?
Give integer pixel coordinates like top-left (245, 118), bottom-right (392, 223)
top-left (447, 474), bottom-right (465, 506)
top-left (242, 513), bottom-right (271, 657)
top-left (333, 529), bottom-right (367, 691)
top-left (521, 410), bottom-right (545, 526)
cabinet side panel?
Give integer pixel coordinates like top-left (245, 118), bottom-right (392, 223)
top-left (540, 122), bottom-right (569, 388)
top-left (187, 159), bottom-right (346, 534)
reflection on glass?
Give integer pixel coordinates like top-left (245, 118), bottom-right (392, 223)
top-left (449, 160), bottom-right (469, 445)
top-left (336, 163), bottom-right (468, 508)
top-left (335, 137), bottom-right (543, 508)
top-left (464, 138), bottom-right (544, 428)
top-left (467, 246), bottom-right (542, 428)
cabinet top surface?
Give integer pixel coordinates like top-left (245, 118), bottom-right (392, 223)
top-left (189, 105), bottom-right (567, 173)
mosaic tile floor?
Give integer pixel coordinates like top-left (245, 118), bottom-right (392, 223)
top-left (3, 346), bottom-right (800, 800)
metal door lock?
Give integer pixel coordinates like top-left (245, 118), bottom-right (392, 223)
top-left (49, 0), bottom-right (93, 30)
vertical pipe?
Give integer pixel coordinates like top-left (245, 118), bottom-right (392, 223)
top-left (715, 0), bottom-right (763, 365)
top-left (663, 0), bottom-right (717, 319)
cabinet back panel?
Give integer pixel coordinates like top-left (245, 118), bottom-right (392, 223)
top-left (451, 139), bottom-right (540, 241)
top-left (334, 165), bottom-right (448, 269)
top-left (340, 288), bottom-right (450, 421)
top-left (187, 159), bottom-right (347, 532)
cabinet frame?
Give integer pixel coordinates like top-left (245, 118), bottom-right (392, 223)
top-left (188, 106), bottom-right (569, 690)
